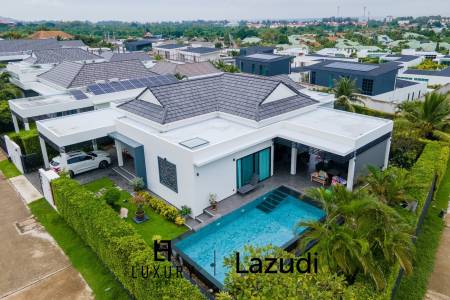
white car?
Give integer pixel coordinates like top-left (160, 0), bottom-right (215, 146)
top-left (50, 150), bottom-right (111, 177)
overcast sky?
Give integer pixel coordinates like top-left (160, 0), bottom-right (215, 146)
top-left (2, 0), bottom-right (449, 22)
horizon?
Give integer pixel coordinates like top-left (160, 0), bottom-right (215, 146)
top-left (2, 0), bottom-right (450, 23)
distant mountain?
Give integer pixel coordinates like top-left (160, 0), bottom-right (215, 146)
top-left (0, 16), bottom-right (17, 24)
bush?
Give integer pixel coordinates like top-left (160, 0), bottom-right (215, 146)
top-left (8, 128), bottom-right (41, 155)
top-left (138, 192), bottom-right (181, 223)
top-left (130, 177), bottom-right (145, 191)
top-left (103, 187), bottom-right (121, 211)
top-left (51, 177), bottom-right (204, 300)
top-left (180, 205), bottom-right (192, 217)
top-left (353, 105), bottom-right (395, 119)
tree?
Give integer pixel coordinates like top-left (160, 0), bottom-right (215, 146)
top-left (365, 165), bottom-right (412, 206)
top-left (400, 92), bottom-right (450, 139)
top-left (298, 185), bottom-right (414, 290)
top-left (217, 245), bottom-right (355, 300)
top-left (332, 77), bottom-right (363, 112)
top-left (174, 72), bottom-right (187, 80)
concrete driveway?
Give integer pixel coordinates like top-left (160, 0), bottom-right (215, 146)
top-left (0, 173), bottom-right (92, 300)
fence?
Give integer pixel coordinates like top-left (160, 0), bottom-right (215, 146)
top-left (389, 174), bottom-right (438, 299)
top-left (4, 135), bottom-right (24, 174)
top-left (39, 168), bottom-right (59, 210)
top-left (4, 134), bottom-right (45, 174)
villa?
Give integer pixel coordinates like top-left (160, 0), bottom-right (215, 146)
top-left (304, 60), bottom-right (428, 113)
top-left (153, 44), bottom-right (221, 63)
top-left (35, 73), bottom-right (393, 219)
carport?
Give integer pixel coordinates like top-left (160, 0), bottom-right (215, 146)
top-left (36, 109), bottom-right (123, 169)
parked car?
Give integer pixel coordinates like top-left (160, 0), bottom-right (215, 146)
top-left (50, 150), bottom-right (111, 177)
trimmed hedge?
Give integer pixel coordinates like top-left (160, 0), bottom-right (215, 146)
top-left (52, 177), bottom-right (204, 300)
top-left (408, 141), bottom-right (450, 214)
top-left (353, 105), bottom-right (395, 119)
top-left (8, 128), bottom-right (40, 155)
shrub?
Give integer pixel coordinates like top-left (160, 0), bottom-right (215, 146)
top-left (180, 205), bottom-right (192, 217)
top-left (51, 177), bottom-right (204, 300)
top-left (130, 177), bottom-right (145, 191)
top-left (103, 187), bottom-right (121, 211)
top-left (8, 128), bottom-right (41, 155)
top-left (175, 216), bottom-right (185, 226)
top-left (139, 192), bottom-right (181, 223)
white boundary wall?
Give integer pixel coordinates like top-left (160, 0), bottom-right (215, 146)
top-left (39, 168), bottom-right (59, 210)
top-left (4, 135), bottom-right (24, 174)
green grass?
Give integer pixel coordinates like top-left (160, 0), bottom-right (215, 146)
top-left (83, 177), bottom-right (187, 246)
top-left (29, 199), bottom-right (130, 300)
top-left (0, 159), bottom-right (21, 178)
top-left (394, 154), bottom-right (450, 300)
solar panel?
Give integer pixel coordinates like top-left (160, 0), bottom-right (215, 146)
top-left (121, 80), bottom-right (135, 90)
top-left (129, 79), bottom-right (145, 88)
top-left (98, 83), bottom-right (115, 93)
top-left (87, 84), bottom-right (105, 95)
top-left (110, 81), bottom-right (126, 92)
top-left (69, 90), bottom-right (88, 100)
top-left (325, 62), bottom-right (378, 72)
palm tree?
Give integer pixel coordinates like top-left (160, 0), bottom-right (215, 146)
top-left (332, 77), bottom-right (364, 112)
top-left (400, 92), bottom-right (450, 139)
top-left (174, 72), bottom-right (187, 80)
top-left (365, 166), bottom-right (411, 206)
top-left (298, 186), bottom-right (414, 290)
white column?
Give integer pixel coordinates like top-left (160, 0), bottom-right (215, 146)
top-left (346, 157), bottom-right (356, 191)
top-left (60, 150), bottom-right (68, 171)
top-left (270, 143), bottom-right (274, 176)
top-left (92, 139), bottom-right (98, 151)
top-left (290, 145), bottom-right (298, 175)
top-left (39, 137), bottom-right (50, 168)
top-left (24, 119), bottom-right (30, 131)
top-left (383, 137), bottom-right (391, 170)
top-left (12, 114), bottom-right (19, 133)
top-left (115, 140), bottom-right (123, 167)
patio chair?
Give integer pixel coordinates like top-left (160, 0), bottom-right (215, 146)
top-left (237, 174), bottom-right (260, 195)
top-left (310, 170), bottom-right (329, 186)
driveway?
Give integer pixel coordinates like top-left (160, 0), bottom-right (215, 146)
top-left (0, 172), bottom-right (92, 300)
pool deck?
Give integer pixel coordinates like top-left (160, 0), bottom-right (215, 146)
top-left (188, 165), bottom-right (326, 230)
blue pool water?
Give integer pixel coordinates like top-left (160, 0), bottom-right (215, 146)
top-left (175, 186), bottom-right (325, 286)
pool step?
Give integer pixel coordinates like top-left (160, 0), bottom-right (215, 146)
top-left (256, 192), bottom-right (287, 213)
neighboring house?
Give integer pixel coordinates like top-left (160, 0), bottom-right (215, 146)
top-left (401, 49), bottom-right (443, 60)
top-left (236, 53), bottom-right (293, 76)
top-left (27, 48), bottom-right (103, 65)
top-left (152, 44), bottom-right (187, 60)
top-left (124, 39), bottom-right (154, 52)
top-left (101, 51), bottom-right (154, 67)
top-left (239, 46), bottom-right (275, 56)
top-left (399, 67), bottom-right (450, 85)
top-left (178, 47), bottom-right (221, 63)
top-left (28, 30), bottom-right (74, 40)
top-left (35, 73), bottom-right (393, 217)
top-left (8, 59), bottom-right (164, 132)
top-left (380, 54), bottom-right (424, 71)
top-left (0, 38), bottom-right (87, 62)
top-left (150, 61), bottom-right (222, 79)
top-left (305, 60), bottom-right (428, 113)
top-left (316, 48), bottom-right (354, 58)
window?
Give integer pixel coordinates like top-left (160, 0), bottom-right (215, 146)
top-left (67, 157), bottom-right (82, 164)
top-left (158, 157), bottom-right (178, 193)
top-left (240, 61), bottom-right (244, 71)
top-left (259, 65), bottom-right (263, 75)
top-left (251, 64), bottom-right (255, 74)
top-left (311, 71), bottom-right (316, 84)
top-left (236, 148), bottom-right (271, 189)
top-left (362, 79), bottom-right (374, 95)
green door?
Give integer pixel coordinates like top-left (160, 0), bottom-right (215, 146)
top-left (236, 148), bottom-right (271, 188)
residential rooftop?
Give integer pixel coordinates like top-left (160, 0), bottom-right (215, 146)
top-left (103, 51), bottom-right (152, 62)
top-left (0, 38), bottom-right (85, 54)
top-left (27, 48), bottom-right (102, 64)
top-left (240, 53), bottom-right (293, 62)
top-left (150, 61), bottom-right (221, 78)
top-left (118, 73), bottom-right (317, 124)
top-left (305, 60), bottom-right (402, 76)
top-left (384, 54), bottom-right (420, 62)
top-left (154, 43), bottom-right (186, 50)
top-left (403, 67), bottom-right (450, 77)
top-left (180, 47), bottom-right (220, 54)
top-left (38, 59), bottom-right (156, 89)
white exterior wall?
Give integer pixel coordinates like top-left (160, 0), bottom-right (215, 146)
top-left (398, 74), bottom-right (450, 86)
top-left (193, 140), bottom-right (273, 216)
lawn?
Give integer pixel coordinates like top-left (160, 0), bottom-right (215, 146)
top-left (394, 154), bottom-right (450, 300)
top-left (29, 199), bottom-right (130, 300)
top-left (0, 159), bottom-right (21, 178)
top-left (83, 177), bottom-right (187, 246)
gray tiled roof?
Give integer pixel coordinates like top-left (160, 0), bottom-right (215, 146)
top-left (181, 47), bottom-right (219, 54)
top-left (118, 73), bottom-right (317, 124)
top-left (0, 38), bottom-right (85, 53)
top-left (385, 54), bottom-right (420, 62)
top-left (150, 61), bottom-right (221, 77)
top-left (108, 52), bottom-right (152, 62)
top-left (38, 59), bottom-right (156, 88)
top-left (30, 48), bottom-right (102, 64)
top-left (154, 44), bottom-right (186, 50)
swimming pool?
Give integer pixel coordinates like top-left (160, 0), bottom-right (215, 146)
top-left (174, 186), bottom-right (325, 288)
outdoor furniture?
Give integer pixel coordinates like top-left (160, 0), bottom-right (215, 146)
top-left (331, 176), bottom-right (347, 186)
top-left (310, 170), bottom-right (328, 186)
top-left (238, 174), bottom-right (260, 195)
top-left (119, 207), bottom-right (129, 219)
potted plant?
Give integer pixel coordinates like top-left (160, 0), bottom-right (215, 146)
top-left (130, 177), bottom-right (145, 192)
top-left (132, 193), bottom-right (147, 223)
top-left (209, 193), bottom-right (218, 211)
top-left (180, 205), bottom-right (192, 219)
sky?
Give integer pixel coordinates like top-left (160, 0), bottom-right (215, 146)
top-left (1, 0), bottom-right (450, 22)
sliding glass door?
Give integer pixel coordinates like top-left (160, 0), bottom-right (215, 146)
top-left (236, 147), bottom-right (271, 188)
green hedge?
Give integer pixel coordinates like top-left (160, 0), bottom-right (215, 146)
top-left (8, 128), bottom-right (41, 155)
top-left (408, 141), bottom-right (450, 214)
top-left (353, 105), bottom-right (395, 119)
top-left (52, 177), bottom-right (204, 300)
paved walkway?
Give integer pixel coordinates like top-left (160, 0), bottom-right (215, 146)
top-left (0, 172), bottom-right (92, 300)
top-left (9, 175), bottom-right (42, 204)
top-left (426, 213), bottom-right (450, 300)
